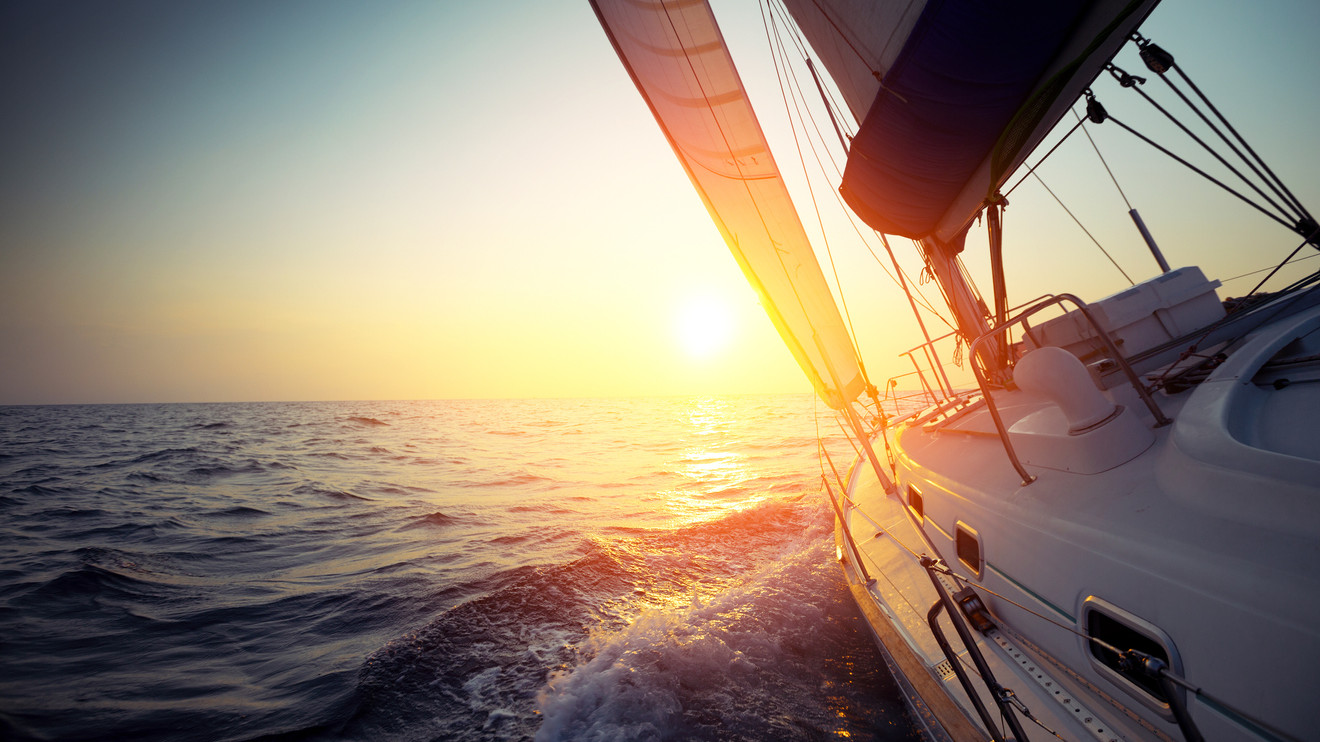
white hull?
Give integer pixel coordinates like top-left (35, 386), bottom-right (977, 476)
top-left (587, 2), bottom-right (1320, 738)
top-left (839, 285), bottom-right (1320, 741)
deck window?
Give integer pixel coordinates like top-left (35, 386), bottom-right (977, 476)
top-left (954, 522), bottom-right (982, 578)
top-left (907, 485), bottom-right (924, 520)
top-left (1083, 597), bottom-right (1181, 714)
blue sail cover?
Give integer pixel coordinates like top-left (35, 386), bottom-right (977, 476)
top-left (834, 0), bottom-right (1151, 240)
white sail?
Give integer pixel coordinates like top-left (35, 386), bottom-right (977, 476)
top-left (780, 0), bottom-right (928, 125)
top-left (590, 0), bottom-right (868, 409)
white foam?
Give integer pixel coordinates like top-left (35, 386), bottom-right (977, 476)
top-left (534, 538), bottom-right (833, 741)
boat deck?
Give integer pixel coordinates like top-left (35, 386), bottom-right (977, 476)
top-left (844, 300), bottom-right (1320, 741)
top-left (841, 459), bottom-right (1162, 742)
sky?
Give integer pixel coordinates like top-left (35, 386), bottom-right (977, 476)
top-left (2, 0), bottom-right (1317, 404)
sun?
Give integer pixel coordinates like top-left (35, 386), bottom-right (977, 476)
top-left (675, 294), bottom-right (735, 359)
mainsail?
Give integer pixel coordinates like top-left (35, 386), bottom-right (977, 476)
top-left (590, 0), bottom-right (868, 409)
top-left (783, 0), bottom-right (1161, 243)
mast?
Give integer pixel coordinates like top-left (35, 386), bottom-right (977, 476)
top-left (917, 236), bottom-right (1001, 376)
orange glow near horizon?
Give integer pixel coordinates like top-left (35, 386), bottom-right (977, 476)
top-left (3, 2), bottom-right (1316, 405)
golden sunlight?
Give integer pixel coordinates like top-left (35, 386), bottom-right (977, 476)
top-left (675, 294), bottom-right (735, 360)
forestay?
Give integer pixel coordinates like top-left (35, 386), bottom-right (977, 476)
top-left (590, 0), bottom-right (867, 409)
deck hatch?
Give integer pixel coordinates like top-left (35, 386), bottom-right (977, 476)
top-left (954, 521), bottom-right (982, 578)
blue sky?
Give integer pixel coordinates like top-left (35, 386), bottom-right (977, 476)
top-left (1, 0), bottom-right (1317, 404)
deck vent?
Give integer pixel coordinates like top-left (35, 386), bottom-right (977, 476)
top-left (907, 485), bottom-right (924, 520)
top-left (933, 659), bottom-right (956, 681)
top-left (1083, 597), bottom-right (1181, 715)
top-left (954, 522), bottom-right (983, 578)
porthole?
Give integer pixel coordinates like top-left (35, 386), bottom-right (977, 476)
top-left (954, 521), bottom-right (982, 578)
top-left (1082, 597), bottom-right (1182, 717)
top-left (907, 485), bottom-right (924, 521)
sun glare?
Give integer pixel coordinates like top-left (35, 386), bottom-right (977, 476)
top-left (675, 295), bottom-right (735, 359)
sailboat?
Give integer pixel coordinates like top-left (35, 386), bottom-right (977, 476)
top-left (589, 1), bottom-right (1319, 740)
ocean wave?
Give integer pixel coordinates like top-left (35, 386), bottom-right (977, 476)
top-left (29, 503), bottom-right (109, 518)
top-left (344, 547), bottom-right (640, 740)
top-left (14, 462), bottom-right (65, 477)
top-left (0, 395), bottom-right (893, 741)
top-left (185, 457), bottom-right (296, 480)
top-left (18, 548), bottom-right (188, 612)
top-left (508, 503), bottom-right (577, 515)
top-left (455, 471), bottom-right (554, 489)
top-left (207, 505), bottom-right (271, 517)
top-left (534, 541), bottom-right (913, 742)
top-left (291, 483), bottom-right (372, 501)
top-left (366, 482), bottom-right (435, 498)
top-left (125, 470), bottom-right (180, 484)
top-left (124, 447), bottom-right (203, 464)
top-left (398, 511), bottom-right (460, 530)
top-left (63, 521), bottom-right (163, 541)
top-left (487, 533), bottom-right (532, 546)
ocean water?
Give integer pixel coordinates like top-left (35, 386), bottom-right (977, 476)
top-left (0, 395), bottom-right (921, 741)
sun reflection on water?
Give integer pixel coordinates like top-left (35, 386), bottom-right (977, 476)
top-left (664, 398), bottom-right (768, 527)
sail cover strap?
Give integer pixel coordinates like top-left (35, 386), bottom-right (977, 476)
top-left (590, 0), bottom-right (867, 409)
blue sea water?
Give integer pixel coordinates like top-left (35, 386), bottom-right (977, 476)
top-left (0, 396), bottom-right (921, 741)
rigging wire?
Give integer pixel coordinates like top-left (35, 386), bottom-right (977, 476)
top-left (920, 559), bottom-right (1304, 742)
top-left (1149, 41), bottom-right (1314, 226)
top-left (1093, 72), bottom-right (1306, 239)
top-left (1002, 116), bottom-right (1089, 200)
top-left (797, 0), bottom-right (878, 80)
top-left (1001, 105), bottom-right (1135, 285)
top-left (1130, 35), bottom-right (1312, 225)
top-left (1242, 239), bottom-right (1320, 301)
top-left (1030, 170), bottom-right (1135, 285)
top-left (1220, 250), bottom-right (1320, 287)
top-left (765, 1), bottom-right (850, 176)
top-left (762, 1), bottom-right (873, 388)
top-left (654, 2), bottom-right (849, 405)
top-left (1097, 35), bottom-right (1320, 299)
top-left (763, 0), bottom-right (956, 329)
top-left (1074, 107), bottom-right (1133, 211)
top-left (807, 57), bottom-right (851, 154)
top-left (767, 1), bottom-right (854, 139)
top-left (1104, 64), bottom-right (1301, 226)
top-left (1242, 238), bottom-right (1316, 299)
top-left (761, 0), bottom-right (960, 401)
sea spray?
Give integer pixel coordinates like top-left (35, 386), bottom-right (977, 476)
top-left (535, 536), bottom-right (916, 741)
